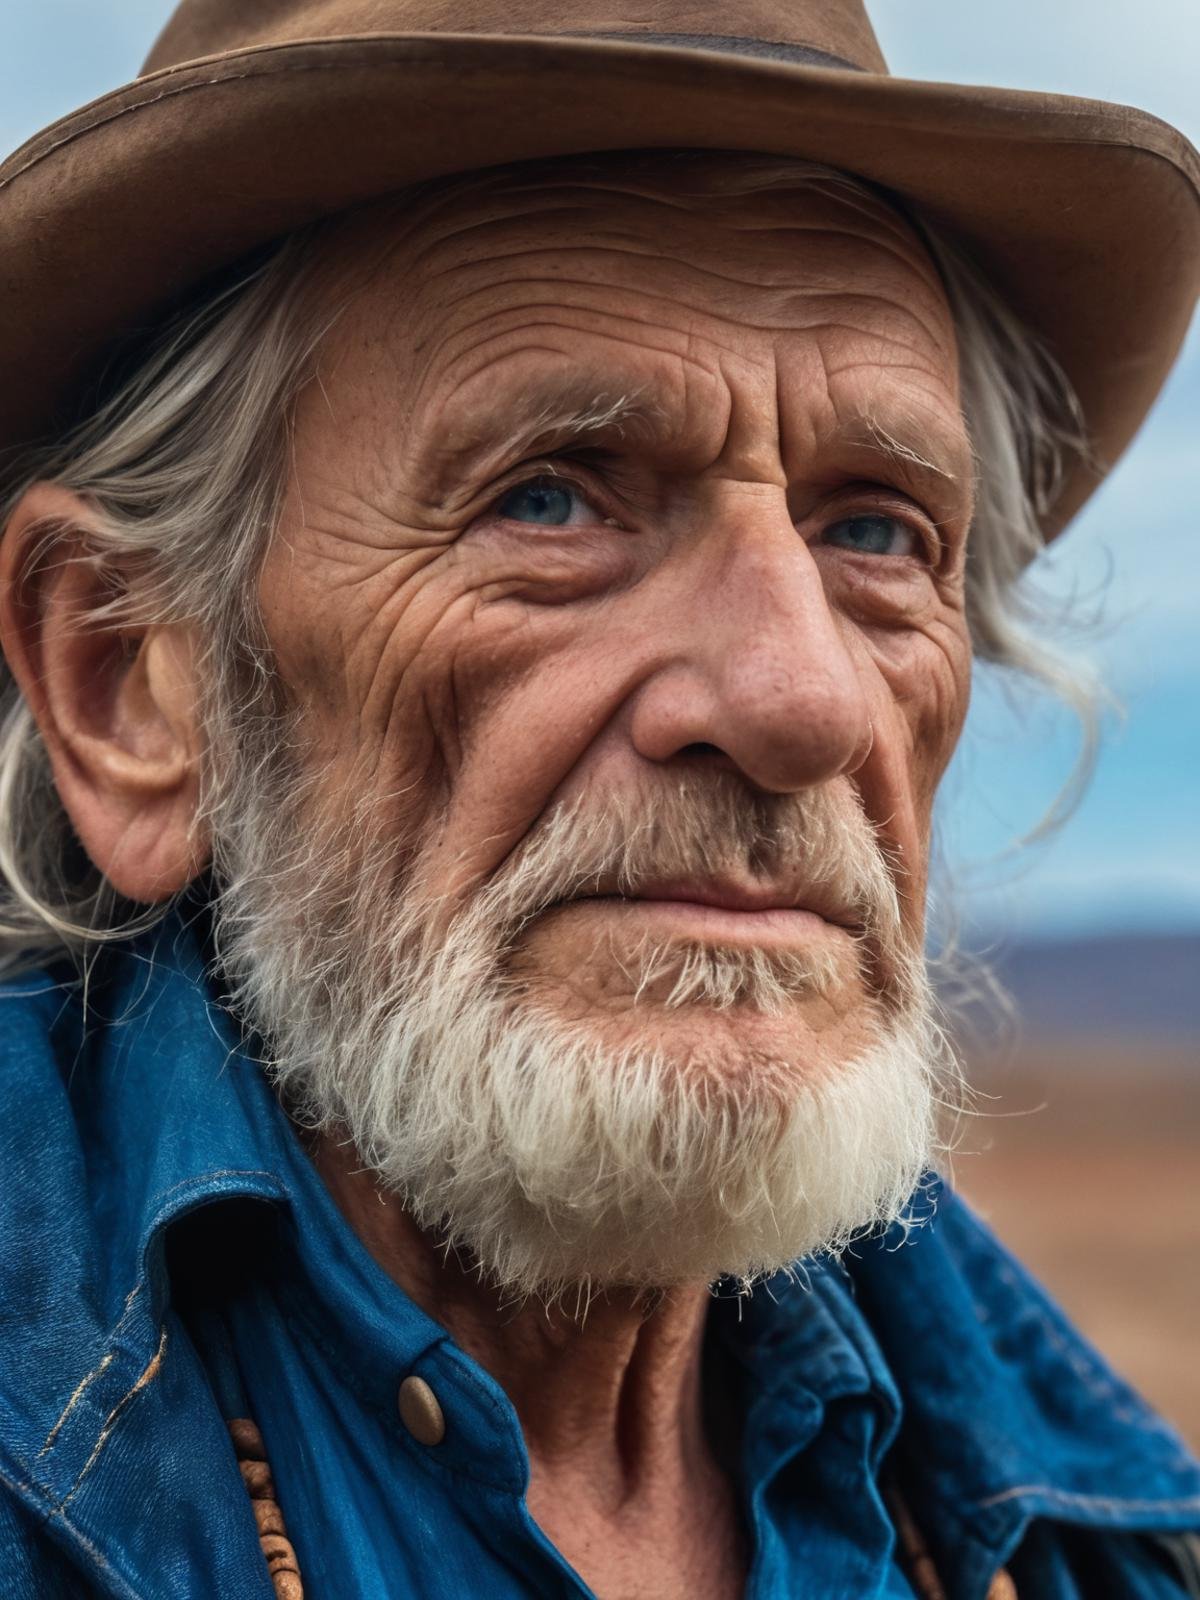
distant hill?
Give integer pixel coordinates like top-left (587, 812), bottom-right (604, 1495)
top-left (947, 930), bottom-right (1200, 1041)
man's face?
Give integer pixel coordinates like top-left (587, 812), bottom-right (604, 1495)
top-left (258, 158), bottom-right (974, 1081)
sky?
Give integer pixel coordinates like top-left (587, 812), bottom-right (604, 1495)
top-left (0, 0), bottom-right (1196, 943)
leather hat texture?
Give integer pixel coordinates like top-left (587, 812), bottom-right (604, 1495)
top-left (1, 0), bottom-right (1196, 539)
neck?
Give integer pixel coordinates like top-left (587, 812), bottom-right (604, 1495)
top-left (310, 1134), bottom-right (746, 1597)
top-left (311, 1132), bottom-right (715, 1477)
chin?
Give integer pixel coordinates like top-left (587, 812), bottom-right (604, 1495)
top-left (395, 991), bottom-right (948, 1301)
top-left (235, 900), bottom-right (952, 1302)
top-left (509, 919), bottom-right (883, 1082)
top-left (531, 987), bottom-right (881, 1088)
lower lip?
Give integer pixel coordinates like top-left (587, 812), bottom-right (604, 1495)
top-left (569, 896), bottom-right (843, 948)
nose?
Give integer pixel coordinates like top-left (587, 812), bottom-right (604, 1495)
top-left (628, 499), bottom-right (873, 793)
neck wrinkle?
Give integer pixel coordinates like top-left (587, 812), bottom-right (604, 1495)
top-left (310, 1130), bottom-right (719, 1501)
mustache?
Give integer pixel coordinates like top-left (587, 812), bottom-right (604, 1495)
top-left (459, 772), bottom-right (905, 955)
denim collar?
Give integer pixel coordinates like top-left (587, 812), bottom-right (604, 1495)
top-left (1, 916), bottom-right (1197, 1598)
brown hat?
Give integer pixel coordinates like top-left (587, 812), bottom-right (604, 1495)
top-left (1, 0), bottom-right (1196, 538)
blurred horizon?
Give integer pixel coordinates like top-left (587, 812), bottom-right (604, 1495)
top-left (1, 0), bottom-right (1197, 947)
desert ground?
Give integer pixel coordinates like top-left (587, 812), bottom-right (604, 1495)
top-left (952, 1042), bottom-right (1199, 1450)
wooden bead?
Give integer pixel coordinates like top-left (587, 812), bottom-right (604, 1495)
top-left (252, 1498), bottom-right (286, 1537)
top-left (227, 1418), bottom-right (266, 1460)
top-left (259, 1517), bottom-right (303, 1597)
top-left (239, 1457), bottom-right (276, 1499)
top-left (229, 1413), bottom-right (304, 1597)
top-left (262, 1533), bottom-right (300, 1572)
top-left (261, 1533), bottom-right (303, 1599)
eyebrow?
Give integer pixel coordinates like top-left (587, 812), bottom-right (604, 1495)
top-left (482, 383), bottom-right (964, 474)
top-left (431, 370), bottom-right (971, 520)
top-left (833, 408), bottom-right (973, 519)
top-left (417, 377), bottom-right (665, 500)
top-left (859, 417), bottom-right (956, 482)
top-left (489, 385), bottom-right (661, 461)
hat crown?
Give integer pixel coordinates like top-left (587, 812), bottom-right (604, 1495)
top-left (143, 0), bottom-right (887, 77)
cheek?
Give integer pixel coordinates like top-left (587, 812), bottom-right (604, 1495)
top-left (261, 527), bottom-right (639, 898)
top-left (255, 531), bottom-right (462, 849)
top-left (410, 603), bottom-right (649, 898)
top-left (829, 561), bottom-right (971, 803)
top-left (839, 607), bottom-right (971, 921)
top-left (879, 630), bottom-right (970, 817)
top-left (256, 461), bottom-right (656, 873)
top-left (899, 622), bottom-right (972, 807)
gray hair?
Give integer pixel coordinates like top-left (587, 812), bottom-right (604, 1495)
top-left (0, 152), bottom-right (1093, 978)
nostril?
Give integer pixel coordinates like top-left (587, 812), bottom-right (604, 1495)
top-left (678, 742), bottom-right (726, 762)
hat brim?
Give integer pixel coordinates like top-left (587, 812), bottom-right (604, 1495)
top-left (1, 33), bottom-right (1197, 538)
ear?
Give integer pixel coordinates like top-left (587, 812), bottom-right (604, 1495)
top-left (0, 483), bottom-right (210, 902)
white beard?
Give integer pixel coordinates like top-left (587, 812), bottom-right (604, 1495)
top-left (214, 762), bottom-right (957, 1304)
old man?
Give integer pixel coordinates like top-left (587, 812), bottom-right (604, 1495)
top-left (0, 0), bottom-right (1198, 1596)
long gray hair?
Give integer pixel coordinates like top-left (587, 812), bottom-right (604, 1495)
top-left (0, 152), bottom-right (1094, 978)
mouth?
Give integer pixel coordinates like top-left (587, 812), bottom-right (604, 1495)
top-left (545, 878), bottom-right (862, 950)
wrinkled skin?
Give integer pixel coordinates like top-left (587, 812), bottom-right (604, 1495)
top-left (1, 159), bottom-right (975, 1600)
top-left (261, 169), bottom-right (974, 1079)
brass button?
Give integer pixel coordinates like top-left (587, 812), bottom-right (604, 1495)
top-left (398, 1375), bottom-right (445, 1446)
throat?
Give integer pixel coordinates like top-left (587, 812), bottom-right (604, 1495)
top-left (527, 1447), bottom-right (747, 1600)
top-left (446, 1280), bottom-right (749, 1600)
top-left (308, 1132), bottom-right (750, 1596)
top-left (517, 1297), bottom-right (748, 1600)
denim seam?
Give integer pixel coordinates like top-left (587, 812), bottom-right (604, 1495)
top-left (37, 1283), bottom-right (144, 1459)
top-left (0, 1459), bottom-right (141, 1600)
top-left (976, 1485), bottom-right (1200, 1516)
top-left (59, 1328), bottom-right (168, 1510)
top-left (146, 1168), bottom-right (282, 1215)
top-left (989, 1254), bottom-right (1148, 1421)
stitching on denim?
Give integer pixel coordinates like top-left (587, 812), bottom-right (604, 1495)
top-left (148, 1167), bottom-right (280, 1209)
top-left (38, 1282), bottom-right (142, 1458)
top-left (59, 1327), bottom-right (168, 1510)
top-left (0, 1460), bottom-right (141, 1600)
top-left (990, 1253), bottom-right (1179, 1429)
top-left (991, 1255), bottom-right (1124, 1406)
top-left (977, 1484), bottom-right (1200, 1514)
top-left (37, 1176), bottom-right (275, 1472)
top-left (38, 1354), bottom-right (114, 1459)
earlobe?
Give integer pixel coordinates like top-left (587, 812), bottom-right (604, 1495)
top-left (0, 482), bottom-right (210, 902)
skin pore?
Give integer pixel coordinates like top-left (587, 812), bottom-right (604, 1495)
top-left (0, 157), bottom-right (975, 1599)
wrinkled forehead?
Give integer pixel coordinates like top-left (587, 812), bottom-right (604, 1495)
top-left (298, 152), bottom-right (962, 457)
top-left (317, 152), bottom-right (951, 321)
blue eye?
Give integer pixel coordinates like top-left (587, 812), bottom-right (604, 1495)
top-left (496, 477), bottom-right (591, 527)
top-left (822, 514), bottom-right (916, 557)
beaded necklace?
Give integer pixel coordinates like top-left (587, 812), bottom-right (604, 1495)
top-left (228, 1414), bottom-right (1017, 1600)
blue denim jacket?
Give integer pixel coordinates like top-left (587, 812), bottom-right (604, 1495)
top-left (1, 921), bottom-right (1198, 1599)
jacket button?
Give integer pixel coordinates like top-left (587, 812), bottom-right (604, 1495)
top-left (398, 1375), bottom-right (445, 1446)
